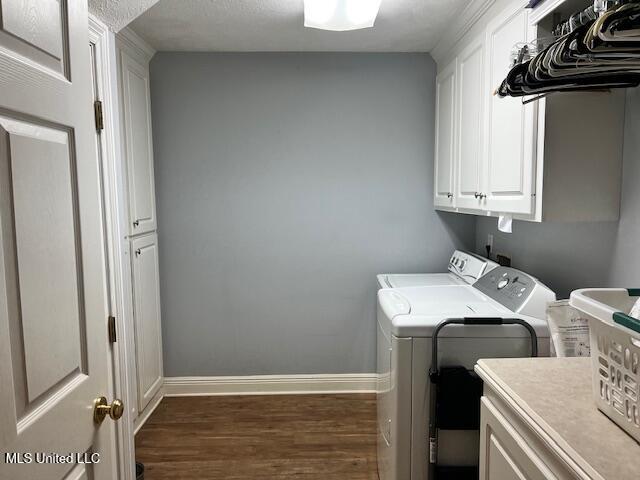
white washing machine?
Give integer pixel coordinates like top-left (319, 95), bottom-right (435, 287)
top-left (377, 250), bottom-right (497, 289)
top-left (376, 266), bottom-right (555, 480)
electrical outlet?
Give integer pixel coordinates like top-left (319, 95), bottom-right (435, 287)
top-left (487, 234), bottom-right (494, 249)
top-left (496, 254), bottom-right (511, 267)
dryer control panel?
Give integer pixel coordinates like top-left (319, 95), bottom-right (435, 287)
top-left (448, 250), bottom-right (497, 283)
top-left (473, 266), bottom-right (555, 317)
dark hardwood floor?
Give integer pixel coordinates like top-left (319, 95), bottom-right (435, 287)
top-left (135, 394), bottom-right (379, 479)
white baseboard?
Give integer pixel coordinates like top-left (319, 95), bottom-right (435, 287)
top-left (163, 373), bottom-right (377, 397)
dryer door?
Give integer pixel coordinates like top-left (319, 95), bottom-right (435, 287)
top-left (377, 334), bottom-right (413, 480)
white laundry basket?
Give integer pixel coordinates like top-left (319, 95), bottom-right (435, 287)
top-left (570, 288), bottom-right (640, 443)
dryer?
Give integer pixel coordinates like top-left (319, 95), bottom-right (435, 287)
top-left (376, 267), bottom-right (555, 480)
top-left (377, 250), bottom-right (497, 289)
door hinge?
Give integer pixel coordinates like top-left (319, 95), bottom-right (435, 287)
top-left (429, 436), bottom-right (437, 464)
top-left (108, 315), bottom-right (117, 343)
top-left (94, 100), bottom-right (104, 131)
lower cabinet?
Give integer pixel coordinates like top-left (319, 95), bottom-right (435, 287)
top-left (479, 398), bottom-right (551, 480)
top-left (479, 395), bottom-right (585, 480)
top-left (478, 358), bottom-right (640, 480)
top-left (131, 233), bottom-right (163, 412)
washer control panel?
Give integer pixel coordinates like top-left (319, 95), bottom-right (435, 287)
top-left (474, 266), bottom-right (537, 312)
top-left (448, 250), bottom-right (497, 283)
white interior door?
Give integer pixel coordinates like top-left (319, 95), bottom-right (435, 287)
top-left (121, 50), bottom-right (157, 236)
top-left (456, 35), bottom-right (485, 210)
top-left (482, 2), bottom-right (536, 215)
top-left (0, 1), bottom-right (118, 479)
top-left (433, 59), bottom-right (456, 209)
top-left (131, 233), bottom-right (163, 412)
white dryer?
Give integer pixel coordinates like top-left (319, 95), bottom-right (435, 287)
top-left (377, 250), bottom-right (497, 289)
top-left (376, 266), bottom-right (555, 480)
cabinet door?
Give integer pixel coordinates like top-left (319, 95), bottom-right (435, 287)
top-left (131, 233), bottom-right (163, 412)
top-left (456, 36), bottom-right (485, 210)
top-left (480, 398), bottom-right (551, 480)
top-left (121, 50), bottom-right (157, 235)
top-left (482, 3), bottom-right (536, 215)
top-left (434, 59), bottom-right (457, 209)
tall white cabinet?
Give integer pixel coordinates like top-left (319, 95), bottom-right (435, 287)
top-left (116, 29), bottom-right (163, 426)
top-left (432, 0), bottom-right (625, 222)
top-left (120, 50), bottom-right (157, 235)
top-left (131, 233), bottom-right (163, 412)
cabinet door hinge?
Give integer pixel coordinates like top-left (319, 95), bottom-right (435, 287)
top-left (108, 315), bottom-right (117, 343)
top-left (94, 100), bottom-right (104, 131)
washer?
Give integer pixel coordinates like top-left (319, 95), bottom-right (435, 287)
top-left (377, 250), bottom-right (498, 289)
top-left (376, 266), bottom-right (555, 480)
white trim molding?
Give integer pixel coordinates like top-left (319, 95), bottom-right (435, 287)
top-left (133, 388), bottom-right (164, 435)
top-left (430, 0), bottom-right (496, 64)
top-left (116, 27), bottom-right (156, 64)
top-left (528, 0), bottom-right (565, 26)
top-left (88, 14), bottom-right (138, 480)
top-left (163, 374), bottom-right (378, 397)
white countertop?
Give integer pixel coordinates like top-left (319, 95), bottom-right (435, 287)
top-left (475, 357), bottom-right (640, 480)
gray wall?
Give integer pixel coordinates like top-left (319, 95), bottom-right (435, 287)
top-left (476, 88), bottom-right (640, 299)
top-left (150, 53), bottom-right (475, 376)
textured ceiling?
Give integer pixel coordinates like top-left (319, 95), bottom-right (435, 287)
top-left (130, 0), bottom-right (470, 52)
top-left (89, 0), bottom-right (159, 32)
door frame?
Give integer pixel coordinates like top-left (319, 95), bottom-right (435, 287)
top-left (88, 16), bottom-right (138, 480)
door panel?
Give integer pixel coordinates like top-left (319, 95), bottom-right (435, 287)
top-left (0, 0), bottom-right (68, 75)
top-left (434, 59), bottom-right (456, 209)
top-left (456, 36), bottom-right (485, 210)
top-left (483, 3), bottom-right (536, 215)
top-left (121, 51), bottom-right (156, 235)
top-left (0, 0), bottom-right (115, 478)
top-left (64, 463), bottom-right (95, 480)
top-left (1, 118), bottom-right (86, 407)
top-left (487, 435), bottom-right (527, 480)
top-left (131, 233), bottom-right (163, 411)
top-left (480, 398), bottom-right (551, 480)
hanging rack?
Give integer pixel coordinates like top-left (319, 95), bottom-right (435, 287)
top-left (498, 0), bottom-right (640, 100)
top-left (551, 0), bottom-right (627, 38)
top-left (512, 1), bottom-right (617, 69)
top-left (552, 5), bottom-right (597, 37)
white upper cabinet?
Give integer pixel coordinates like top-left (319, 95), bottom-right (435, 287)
top-left (434, 59), bottom-right (457, 209)
top-left (455, 35), bottom-right (485, 210)
top-left (482, 5), bottom-right (536, 215)
top-left (432, 0), bottom-right (624, 222)
top-left (120, 49), bottom-right (157, 235)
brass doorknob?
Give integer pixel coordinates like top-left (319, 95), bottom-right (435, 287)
top-left (93, 396), bottom-right (124, 425)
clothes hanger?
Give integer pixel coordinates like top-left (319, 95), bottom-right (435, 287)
top-left (497, 0), bottom-right (640, 99)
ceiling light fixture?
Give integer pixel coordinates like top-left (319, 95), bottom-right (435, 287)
top-left (303, 0), bottom-right (383, 32)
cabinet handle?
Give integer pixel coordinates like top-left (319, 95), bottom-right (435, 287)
top-left (133, 219), bottom-right (139, 227)
top-left (479, 193), bottom-right (487, 199)
top-left (447, 192), bottom-right (453, 198)
top-left (474, 192), bottom-right (480, 199)
top-left (135, 248), bottom-right (142, 257)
